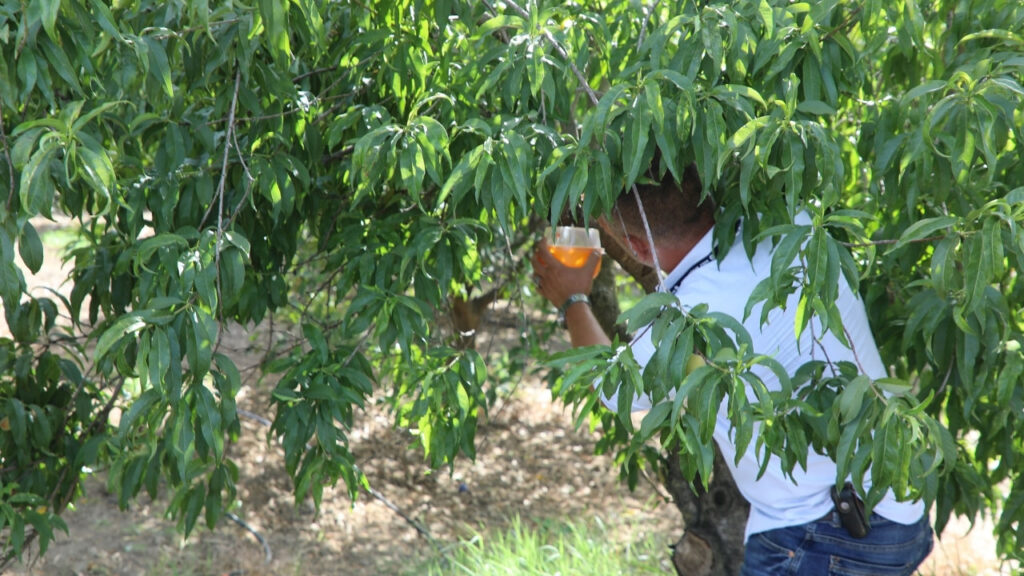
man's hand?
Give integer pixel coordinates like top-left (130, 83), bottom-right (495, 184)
top-left (530, 238), bottom-right (602, 308)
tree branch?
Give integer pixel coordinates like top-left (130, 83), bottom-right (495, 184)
top-left (209, 67), bottom-right (242, 355)
top-left (822, 5), bottom-right (863, 41)
top-left (293, 66), bottom-right (339, 83)
top-left (1, 97), bottom-right (14, 211)
top-left (200, 68), bottom-right (241, 231)
top-left (499, 0), bottom-right (600, 107)
top-left (637, 0), bottom-right (661, 50)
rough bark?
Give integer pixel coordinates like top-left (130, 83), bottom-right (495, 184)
top-left (588, 253), bottom-right (628, 341)
top-left (450, 288), bottom-right (500, 349)
top-left (598, 226), bottom-right (660, 293)
top-left (664, 446), bottom-right (749, 576)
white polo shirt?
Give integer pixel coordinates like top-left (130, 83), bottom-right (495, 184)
top-left (604, 216), bottom-right (924, 539)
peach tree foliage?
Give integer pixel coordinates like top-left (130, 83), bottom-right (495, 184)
top-left (1, 0), bottom-right (1023, 565)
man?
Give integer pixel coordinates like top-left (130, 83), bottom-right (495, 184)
top-left (530, 164), bottom-right (934, 575)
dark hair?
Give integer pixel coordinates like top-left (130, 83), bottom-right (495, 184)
top-left (612, 162), bottom-right (711, 239)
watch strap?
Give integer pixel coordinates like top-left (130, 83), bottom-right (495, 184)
top-left (558, 293), bottom-right (591, 328)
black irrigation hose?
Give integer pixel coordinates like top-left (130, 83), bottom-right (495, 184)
top-left (226, 511), bottom-right (273, 564)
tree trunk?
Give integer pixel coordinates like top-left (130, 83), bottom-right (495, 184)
top-left (663, 446), bottom-right (749, 576)
top-left (588, 253), bottom-right (628, 341)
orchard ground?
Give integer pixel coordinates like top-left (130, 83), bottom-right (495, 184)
top-left (4, 218), bottom-right (1014, 576)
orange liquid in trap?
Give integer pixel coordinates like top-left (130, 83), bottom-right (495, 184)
top-left (548, 246), bottom-right (601, 277)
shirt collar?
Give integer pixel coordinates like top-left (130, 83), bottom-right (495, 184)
top-left (658, 224), bottom-right (717, 293)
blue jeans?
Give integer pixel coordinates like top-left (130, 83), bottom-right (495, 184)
top-left (739, 512), bottom-right (934, 575)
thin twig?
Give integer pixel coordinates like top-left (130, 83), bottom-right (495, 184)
top-left (1, 98), bottom-right (14, 210)
top-left (200, 69), bottom-right (241, 230)
top-left (501, 0), bottom-right (600, 107)
top-left (935, 361), bottom-right (955, 398)
top-left (145, 18), bottom-right (242, 40)
top-left (293, 66), bottom-right (339, 83)
top-left (822, 5), bottom-right (863, 41)
top-left (839, 234), bottom-right (945, 248)
top-left (210, 68), bottom-right (243, 356)
top-left (321, 145), bottom-right (354, 166)
top-left (840, 323), bottom-right (868, 376)
top-left (808, 306), bottom-right (839, 378)
top-left (226, 512), bottom-right (273, 563)
top-left (225, 124), bottom-right (255, 230)
top-left (632, 184), bottom-right (667, 289)
top-left (637, 0), bottom-right (661, 50)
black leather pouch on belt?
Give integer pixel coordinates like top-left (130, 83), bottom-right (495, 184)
top-left (831, 483), bottom-right (871, 538)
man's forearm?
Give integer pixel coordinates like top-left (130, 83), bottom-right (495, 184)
top-left (564, 300), bottom-right (612, 348)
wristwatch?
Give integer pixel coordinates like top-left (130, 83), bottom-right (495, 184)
top-left (558, 293), bottom-right (591, 328)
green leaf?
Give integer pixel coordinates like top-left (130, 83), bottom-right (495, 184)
top-left (623, 94), bottom-right (651, 188)
top-left (95, 313), bottom-right (148, 361)
top-left (399, 141), bottom-right (426, 201)
top-left (769, 226), bottom-right (808, 283)
top-left (900, 80), bottom-right (947, 105)
top-left (963, 233), bottom-right (988, 316)
top-left (639, 403), bottom-right (673, 442)
top-left (758, 0), bottom-right (774, 38)
top-left (580, 84), bottom-right (627, 150)
top-left (258, 0), bottom-right (292, 63)
top-left (957, 29), bottom-right (1024, 47)
top-left (19, 141), bottom-right (58, 218)
top-left (195, 386), bottom-right (222, 460)
top-left (71, 101), bottom-right (126, 134)
top-left (711, 84), bottom-right (766, 108)
top-left (142, 36), bottom-right (174, 98)
top-left (88, 0), bottom-right (124, 42)
top-left (504, 132), bottom-right (532, 212)
top-left (136, 233), bottom-right (187, 266)
top-left (650, 69), bottom-right (694, 93)
top-left (10, 517), bottom-right (25, 557)
top-left (875, 378), bottom-right (912, 396)
top-left (476, 14), bottom-right (526, 36)
top-left (796, 100), bottom-right (835, 116)
top-left (221, 231), bottom-right (251, 257)
top-left (719, 116), bottom-right (770, 172)
top-left (77, 145), bottom-right (116, 203)
top-left (30, 0), bottom-right (60, 42)
top-left (303, 323), bottom-right (328, 364)
top-left (186, 309), bottom-right (215, 376)
top-left (617, 292), bottom-right (679, 332)
top-left (18, 223), bottom-right (44, 274)
top-left (219, 247), bottom-right (246, 306)
top-left (929, 236), bottom-right (957, 296)
top-left (118, 388), bottom-right (162, 439)
top-left (39, 37), bottom-right (82, 93)
top-left (886, 216), bottom-right (958, 254)
top-left (183, 487), bottom-right (204, 537)
top-left (838, 375), bottom-right (870, 423)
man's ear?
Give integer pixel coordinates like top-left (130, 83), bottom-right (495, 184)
top-left (626, 233), bottom-right (652, 261)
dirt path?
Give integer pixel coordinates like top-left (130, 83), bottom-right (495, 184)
top-left (11, 329), bottom-right (682, 575)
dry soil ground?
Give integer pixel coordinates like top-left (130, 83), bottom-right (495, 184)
top-left (2, 219), bottom-right (1017, 576)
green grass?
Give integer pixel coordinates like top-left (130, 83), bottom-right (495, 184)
top-left (409, 516), bottom-right (674, 576)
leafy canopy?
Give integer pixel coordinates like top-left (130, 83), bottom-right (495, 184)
top-left (1, 0), bottom-right (1022, 565)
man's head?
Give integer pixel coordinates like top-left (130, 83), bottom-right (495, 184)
top-left (603, 162), bottom-right (715, 270)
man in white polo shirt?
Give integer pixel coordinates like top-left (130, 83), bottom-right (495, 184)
top-left (530, 164), bottom-right (933, 575)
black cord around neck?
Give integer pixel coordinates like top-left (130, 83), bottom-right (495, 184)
top-left (664, 219), bottom-right (740, 294)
